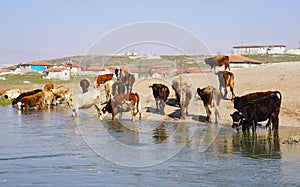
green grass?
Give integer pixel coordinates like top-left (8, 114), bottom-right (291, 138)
top-left (0, 98), bottom-right (12, 106)
top-left (243, 54), bottom-right (300, 63)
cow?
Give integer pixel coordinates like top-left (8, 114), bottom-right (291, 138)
top-left (114, 68), bottom-right (135, 93)
top-left (3, 89), bottom-right (22, 100)
top-left (12, 89), bottom-right (43, 106)
top-left (51, 85), bottom-right (69, 103)
top-left (195, 86), bottom-right (221, 123)
top-left (149, 83), bottom-right (170, 114)
top-left (112, 81), bottom-right (126, 96)
top-left (172, 85), bottom-right (192, 119)
top-left (231, 91), bottom-right (280, 131)
top-left (233, 91), bottom-right (279, 112)
top-left (44, 90), bottom-right (56, 108)
top-left (44, 84), bottom-right (54, 91)
top-left (80, 78), bottom-right (90, 93)
top-left (65, 90), bottom-right (102, 119)
top-left (104, 80), bottom-right (114, 102)
top-left (204, 55), bottom-right (230, 72)
top-left (231, 91), bottom-right (282, 132)
top-left (101, 92), bottom-right (141, 121)
top-left (172, 76), bottom-right (188, 106)
top-left (18, 91), bottom-right (45, 111)
top-left (94, 74), bottom-right (114, 88)
top-left (216, 70), bottom-right (235, 99)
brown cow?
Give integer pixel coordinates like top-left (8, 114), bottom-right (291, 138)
top-left (149, 83), bottom-right (170, 114)
top-left (216, 70), bottom-right (235, 99)
top-left (205, 55), bottom-right (230, 72)
top-left (12, 89), bottom-right (43, 106)
top-left (94, 74), bottom-right (114, 88)
top-left (195, 86), bottom-right (221, 123)
top-left (101, 92), bottom-right (141, 121)
top-left (44, 84), bottom-right (54, 91)
top-left (18, 91), bottom-right (45, 111)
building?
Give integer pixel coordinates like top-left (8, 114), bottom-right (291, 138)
top-left (43, 68), bottom-right (70, 80)
top-left (229, 55), bottom-right (267, 68)
top-left (233, 44), bottom-right (286, 55)
top-left (21, 61), bottom-right (55, 71)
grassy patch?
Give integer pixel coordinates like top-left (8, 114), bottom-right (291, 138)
top-left (243, 54), bottom-right (300, 63)
top-left (0, 98), bottom-right (12, 106)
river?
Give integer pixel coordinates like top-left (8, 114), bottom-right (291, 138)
top-left (0, 106), bottom-right (299, 186)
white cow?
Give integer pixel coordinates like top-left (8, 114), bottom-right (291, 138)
top-left (65, 90), bottom-right (103, 119)
top-left (3, 89), bottom-right (22, 100)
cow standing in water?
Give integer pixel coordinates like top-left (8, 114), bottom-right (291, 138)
top-left (231, 91), bottom-right (282, 132)
top-left (149, 83), bottom-right (170, 114)
top-left (195, 86), bottom-right (221, 123)
top-left (204, 55), bottom-right (230, 73)
top-left (216, 70), bottom-right (235, 100)
top-left (101, 92), bottom-right (141, 121)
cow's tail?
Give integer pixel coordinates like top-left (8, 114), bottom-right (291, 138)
top-left (274, 91), bottom-right (282, 106)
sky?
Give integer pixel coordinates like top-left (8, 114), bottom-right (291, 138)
top-left (0, 0), bottom-right (299, 64)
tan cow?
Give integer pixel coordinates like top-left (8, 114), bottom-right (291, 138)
top-left (216, 70), bottom-right (235, 99)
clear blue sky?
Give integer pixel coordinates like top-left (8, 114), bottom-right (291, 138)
top-left (0, 0), bottom-right (299, 64)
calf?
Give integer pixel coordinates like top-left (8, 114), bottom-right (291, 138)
top-left (94, 74), bottom-right (114, 88)
top-left (12, 89), bottom-right (43, 106)
top-left (196, 86), bottom-right (221, 123)
top-left (101, 92), bottom-right (141, 121)
top-left (216, 70), bottom-right (235, 99)
top-left (231, 92), bottom-right (281, 132)
top-left (80, 78), bottom-right (90, 93)
top-left (149, 83), bottom-right (170, 114)
top-left (65, 90), bottom-right (102, 119)
top-left (18, 91), bottom-right (45, 111)
top-left (204, 55), bottom-right (230, 72)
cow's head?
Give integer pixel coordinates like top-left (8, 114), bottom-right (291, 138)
top-left (230, 111), bottom-right (243, 129)
top-left (101, 99), bottom-right (113, 114)
top-left (17, 102), bottom-right (23, 110)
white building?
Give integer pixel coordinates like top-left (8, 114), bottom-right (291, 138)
top-left (233, 44), bottom-right (286, 55)
top-left (43, 68), bottom-right (70, 80)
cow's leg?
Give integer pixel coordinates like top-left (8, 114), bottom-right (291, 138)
top-left (155, 98), bottom-right (159, 111)
top-left (230, 86), bottom-right (235, 99)
top-left (214, 107), bottom-right (220, 124)
top-left (205, 105), bottom-right (211, 122)
top-left (119, 112), bottom-right (122, 120)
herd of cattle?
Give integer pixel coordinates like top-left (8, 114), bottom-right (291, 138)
top-left (0, 55), bottom-right (282, 133)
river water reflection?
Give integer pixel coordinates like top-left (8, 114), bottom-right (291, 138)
top-left (0, 106), bottom-right (299, 186)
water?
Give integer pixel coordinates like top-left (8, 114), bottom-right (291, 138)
top-left (0, 106), bottom-right (299, 186)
